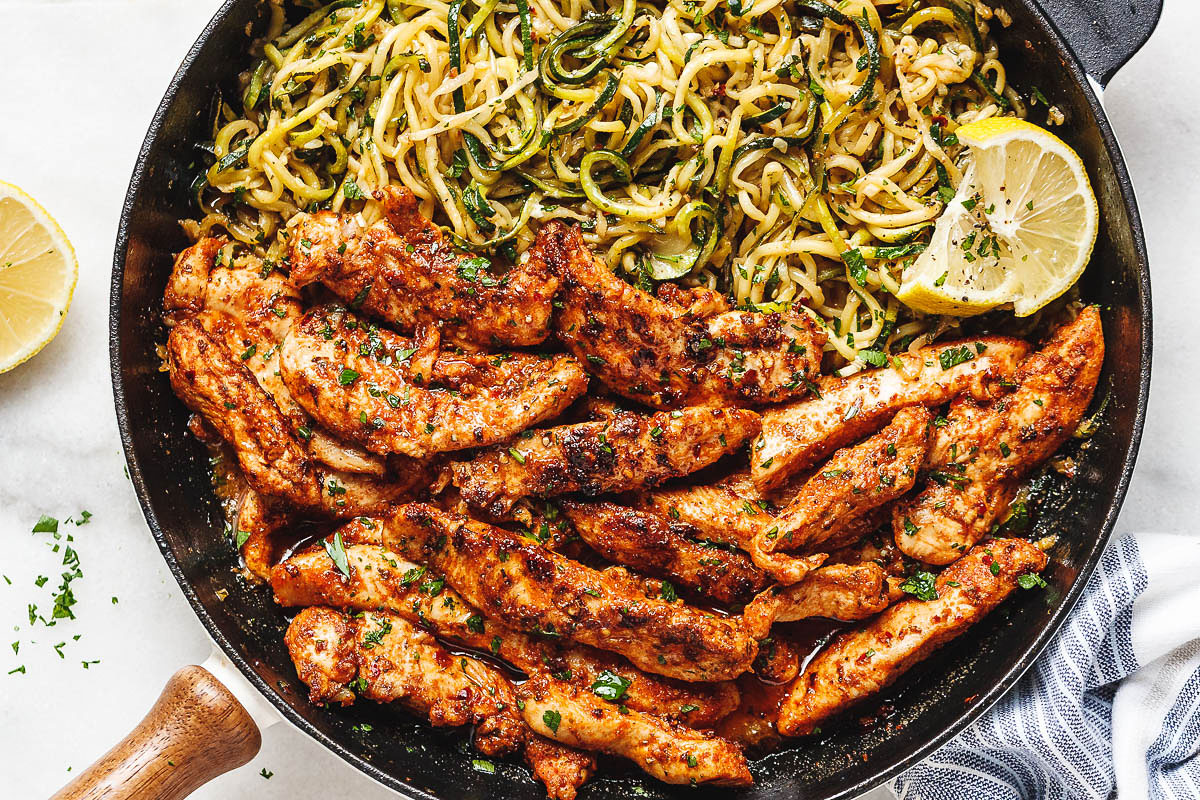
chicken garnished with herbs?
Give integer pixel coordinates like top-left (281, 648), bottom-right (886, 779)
top-left (164, 192), bottom-right (1101, 796)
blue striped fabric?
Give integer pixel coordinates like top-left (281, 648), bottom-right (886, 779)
top-left (892, 534), bottom-right (1155, 799)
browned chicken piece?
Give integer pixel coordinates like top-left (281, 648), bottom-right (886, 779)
top-left (743, 564), bottom-right (890, 639)
top-left (519, 673), bottom-right (753, 787)
top-left (528, 220), bottom-right (824, 408)
top-left (384, 503), bottom-right (759, 682)
top-left (776, 538), bottom-right (1049, 736)
top-left (557, 501), bottom-right (769, 605)
top-left (826, 533), bottom-right (912, 603)
top-left (355, 609), bottom-right (527, 756)
top-left (166, 318), bottom-right (410, 516)
top-left (751, 636), bottom-right (802, 684)
top-left (760, 407), bottom-right (931, 556)
top-left (279, 305), bottom-right (588, 458)
top-left (234, 489), bottom-right (295, 581)
top-left (165, 238), bottom-right (389, 477)
top-left (162, 237), bottom-right (226, 324)
top-left (524, 737), bottom-right (597, 800)
top-left (640, 471), bottom-right (777, 552)
top-left (270, 541), bottom-right (740, 726)
top-left (452, 407), bottom-right (760, 515)
top-left (285, 607), bottom-right (594, 798)
top-left (751, 336), bottom-right (1032, 490)
top-left (895, 308), bottom-right (1104, 564)
top-left (288, 186), bottom-right (556, 347)
top-left (284, 606), bottom-right (358, 706)
top-left (638, 472), bottom-right (832, 585)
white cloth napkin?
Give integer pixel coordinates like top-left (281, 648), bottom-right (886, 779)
top-left (875, 532), bottom-right (1200, 799)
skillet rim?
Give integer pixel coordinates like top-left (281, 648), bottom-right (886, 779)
top-left (109, 0), bottom-right (1152, 796)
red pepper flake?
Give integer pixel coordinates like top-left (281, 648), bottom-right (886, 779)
top-left (981, 554), bottom-right (994, 566)
top-left (713, 83), bottom-right (726, 98)
top-left (964, 694), bottom-right (979, 704)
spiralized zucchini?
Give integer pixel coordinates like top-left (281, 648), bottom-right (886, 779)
top-left (191, 0), bottom-right (1023, 368)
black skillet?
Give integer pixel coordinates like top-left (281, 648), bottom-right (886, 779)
top-left (63, 1), bottom-right (1162, 797)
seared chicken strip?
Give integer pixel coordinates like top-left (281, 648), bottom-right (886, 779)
top-left (271, 540), bottom-right (739, 726)
top-left (895, 308), bottom-right (1104, 564)
top-left (777, 538), bottom-right (1049, 736)
top-left (384, 504), bottom-right (759, 681)
top-left (279, 305), bottom-right (587, 458)
top-left (166, 318), bottom-right (409, 515)
top-left (558, 501), bottom-right (770, 605)
top-left (234, 488), bottom-right (295, 581)
top-left (641, 471), bottom-right (777, 552)
top-left (284, 606), bottom-right (358, 706)
top-left (452, 407), bottom-right (760, 514)
top-left (289, 186), bottom-right (556, 347)
top-left (519, 673), bottom-right (753, 787)
top-left (165, 238), bottom-right (387, 476)
top-left (743, 563), bottom-right (890, 639)
top-left (285, 607), bottom-right (594, 799)
top-left (354, 610), bottom-right (527, 756)
top-left (761, 407), bottom-right (931, 555)
top-left (826, 533), bottom-right (912, 603)
top-left (639, 472), bottom-right (833, 585)
top-left (529, 220), bottom-right (824, 408)
top-left (751, 336), bottom-right (1031, 490)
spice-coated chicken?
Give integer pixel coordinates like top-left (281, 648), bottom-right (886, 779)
top-left (761, 406), bottom-right (931, 557)
top-left (288, 186), bottom-right (557, 347)
top-left (284, 607), bottom-right (595, 800)
top-left (518, 673), bottom-right (752, 786)
top-left (165, 237), bottom-right (389, 477)
top-left (166, 318), bottom-right (409, 516)
top-left (270, 531), bottom-right (740, 726)
top-left (557, 501), bottom-right (770, 605)
top-left (383, 504), bottom-right (759, 682)
top-left (751, 336), bottom-right (1031, 490)
top-left (279, 305), bottom-right (588, 458)
top-left (527, 220), bottom-right (824, 408)
top-left (743, 563), bottom-right (891, 639)
top-left (776, 538), bottom-right (1048, 737)
top-left (894, 308), bottom-right (1104, 564)
top-left (451, 406), bottom-right (760, 514)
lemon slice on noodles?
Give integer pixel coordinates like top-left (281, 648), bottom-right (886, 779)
top-left (0, 181), bottom-right (78, 373)
top-left (896, 117), bottom-right (1098, 317)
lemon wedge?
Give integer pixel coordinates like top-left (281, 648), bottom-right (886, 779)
top-left (0, 181), bottom-right (77, 373)
top-left (896, 117), bottom-right (1098, 317)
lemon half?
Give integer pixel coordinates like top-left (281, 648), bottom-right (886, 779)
top-left (896, 118), bottom-right (1098, 317)
top-left (0, 182), bottom-right (77, 373)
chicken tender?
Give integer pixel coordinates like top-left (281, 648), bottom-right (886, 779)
top-left (452, 407), bottom-right (760, 514)
top-left (762, 407), bottom-right (931, 555)
top-left (289, 186), bottom-right (556, 347)
top-left (558, 501), bottom-right (769, 605)
top-left (751, 336), bottom-right (1031, 490)
top-left (166, 318), bottom-right (408, 515)
top-left (279, 305), bottom-right (587, 458)
top-left (384, 504), bottom-right (759, 682)
top-left (777, 538), bottom-right (1049, 736)
top-left (743, 563), bottom-right (890, 639)
top-left (519, 673), bottom-right (752, 786)
top-left (271, 539), bottom-right (740, 726)
top-left (895, 308), bottom-right (1104, 564)
top-left (529, 220), bottom-right (824, 408)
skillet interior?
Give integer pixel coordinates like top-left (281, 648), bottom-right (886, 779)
top-left (110, 1), bottom-right (1150, 797)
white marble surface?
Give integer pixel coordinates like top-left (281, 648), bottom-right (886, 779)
top-left (0, 1), bottom-right (1195, 797)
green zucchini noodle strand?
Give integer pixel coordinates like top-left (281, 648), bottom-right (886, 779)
top-left (189, 0), bottom-right (1021, 369)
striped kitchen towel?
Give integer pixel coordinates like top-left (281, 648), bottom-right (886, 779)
top-left (874, 532), bottom-right (1200, 800)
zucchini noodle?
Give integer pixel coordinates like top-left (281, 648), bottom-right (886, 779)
top-left (189, 0), bottom-right (1022, 368)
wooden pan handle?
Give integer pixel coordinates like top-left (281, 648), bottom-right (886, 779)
top-left (50, 665), bottom-right (262, 800)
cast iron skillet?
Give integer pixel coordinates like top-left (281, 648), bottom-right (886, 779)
top-left (85, 1), bottom-right (1162, 797)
